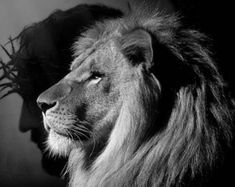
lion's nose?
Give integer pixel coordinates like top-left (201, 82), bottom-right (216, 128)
top-left (37, 99), bottom-right (57, 114)
top-left (37, 82), bottom-right (72, 113)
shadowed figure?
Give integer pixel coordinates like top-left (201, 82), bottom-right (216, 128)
top-left (0, 4), bottom-right (122, 177)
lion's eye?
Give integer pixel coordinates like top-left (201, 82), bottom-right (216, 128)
top-left (90, 72), bottom-right (103, 80)
top-left (88, 71), bottom-right (103, 85)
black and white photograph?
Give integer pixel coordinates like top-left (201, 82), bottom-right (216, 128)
top-left (0, 0), bottom-right (234, 187)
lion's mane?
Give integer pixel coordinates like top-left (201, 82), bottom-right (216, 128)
top-left (66, 8), bottom-right (234, 187)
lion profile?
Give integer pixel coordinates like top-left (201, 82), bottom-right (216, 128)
top-left (37, 7), bottom-right (233, 187)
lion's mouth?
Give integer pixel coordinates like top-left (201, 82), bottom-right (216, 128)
top-left (44, 114), bottom-right (91, 142)
top-left (51, 129), bottom-right (69, 138)
top-left (47, 124), bottom-right (90, 142)
top-left (48, 127), bottom-right (89, 142)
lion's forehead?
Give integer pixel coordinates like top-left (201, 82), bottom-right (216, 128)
top-left (69, 40), bottom-right (124, 78)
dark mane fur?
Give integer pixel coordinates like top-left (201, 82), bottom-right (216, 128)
top-left (69, 8), bottom-right (234, 187)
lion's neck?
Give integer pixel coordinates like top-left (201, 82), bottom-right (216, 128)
top-left (68, 137), bottom-right (136, 187)
top-left (66, 92), bottom-right (224, 187)
top-left (67, 104), bottom-right (142, 187)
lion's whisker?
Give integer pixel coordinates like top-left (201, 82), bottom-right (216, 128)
top-left (71, 125), bottom-right (90, 133)
top-left (69, 127), bottom-right (90, 140)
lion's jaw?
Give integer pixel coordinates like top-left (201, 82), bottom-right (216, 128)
top-left (42, 111), bottom-right (81, 157)
top-left (47, 129), bottom-right (75, 156)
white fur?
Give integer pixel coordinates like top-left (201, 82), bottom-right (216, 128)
top-left (47, 130), bottom-right (75, 157)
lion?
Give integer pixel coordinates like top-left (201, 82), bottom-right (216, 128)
top-left (37, 7), bottom-right (234, 187)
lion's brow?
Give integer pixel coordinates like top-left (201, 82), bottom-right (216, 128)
top-left (71, 32), bottom-right (119, 71)
top-left (70, 47), bottom-right (96, 71)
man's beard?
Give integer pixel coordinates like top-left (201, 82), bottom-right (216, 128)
top-left (30, 128), bottom-right (68, 177)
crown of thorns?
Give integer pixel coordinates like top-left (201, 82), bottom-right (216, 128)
top-left (0, 29), bottom-right (63, 102)
top-left (0, 36), bottom-right (21, 100)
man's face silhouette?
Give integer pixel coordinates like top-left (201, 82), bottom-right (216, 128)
top-left (5, 4), bottom-right (123, 177)
top-left (19, 100), bottom-right (68, 176)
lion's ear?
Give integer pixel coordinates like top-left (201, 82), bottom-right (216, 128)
top-left (121, 29), bottom-right (153, 67)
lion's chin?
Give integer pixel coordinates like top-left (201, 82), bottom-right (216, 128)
top-left (47, 130), bottom-right (78, 157)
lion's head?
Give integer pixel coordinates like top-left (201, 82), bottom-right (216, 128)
top-left (37, 9), bottom-right (233, 187)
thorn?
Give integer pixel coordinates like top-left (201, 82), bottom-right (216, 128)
top-left (0, 83), bottom-right (13, 92)
top-left (1, 44), bottom-right (12, 59)
top-left (0, 90), bottom-right (17, 100)
top-left (9, 36), bottom-right (16, 54)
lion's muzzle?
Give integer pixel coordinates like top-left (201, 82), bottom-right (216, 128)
top-left (37, 82), bottom-right (72, 114)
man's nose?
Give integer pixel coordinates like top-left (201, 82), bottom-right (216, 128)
top-left (19, 101), bottom-right (42, 132)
